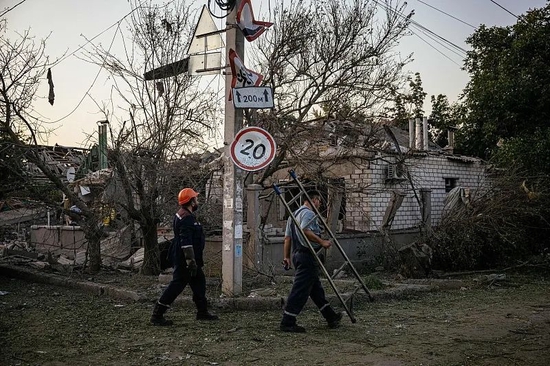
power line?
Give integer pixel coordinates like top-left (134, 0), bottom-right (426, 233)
top-left (413, 26), bottom-right (465, 61)
top-left (415, 0), bottom-right (477, 29)
top-left (489, 0), bottom-right (519, 19)
top-left (372, 0), bottom-right (468, 59)
top-left (48, 0), bottom-right (170, 124)
top-left (51, 2), bottom-right (146, 68)
top-left (48, 24), bottom-right (120, 124)
top-left (410, 20), bottom-right (468, 56)
top-left (408, 27), bottom-right (463, 67)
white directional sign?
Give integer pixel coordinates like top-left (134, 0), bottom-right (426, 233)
top-left (230, 126), bottom-right (276, 171)
top-left (232, 87), bottom-right (274, 109)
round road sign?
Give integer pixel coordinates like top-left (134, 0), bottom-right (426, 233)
top-left (230, 126), bottom-right (276, 171)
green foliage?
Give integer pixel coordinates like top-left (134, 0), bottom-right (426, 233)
top-left (362, 274), bottom-right (386, 290)
top-left (460, 4), bottom-right (550, 158)
top-left (408, 73), bottom-right (427, 119)
top-left (386, 72), bottom-right (426, 128)
top-left (428, 94), bottom-right (464, 147)
top-left (492, 128), bottom-right (550, 177)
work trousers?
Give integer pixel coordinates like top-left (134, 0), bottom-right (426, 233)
top-left (158, 263), bottom-right (208, 311)
top-left (284, 250), bottom-right (329, 317)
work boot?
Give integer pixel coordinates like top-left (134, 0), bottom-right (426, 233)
top-left (196, 310), bottom-right (219, 321)
top-left (321, 305), bottom-right (343, 329)
top-left (327, 312), bottom-right (343, 329)
top-left (280, 314), bottom-right (306, 333)
top-left (151, 302), bottom-right (173, 326)
top-left (280, 323), bottom-right (306, 333)
top-left (195, 297), bottom-right (219, 320)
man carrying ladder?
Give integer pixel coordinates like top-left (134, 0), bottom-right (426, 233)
top-left (280, 189), bottom-right (343, 333)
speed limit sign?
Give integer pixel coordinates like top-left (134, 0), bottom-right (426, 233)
top-left (230, 127), bottom-right (276, 171)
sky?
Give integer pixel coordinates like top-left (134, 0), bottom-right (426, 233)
top-left (2, 0), bottom-right (548, 148)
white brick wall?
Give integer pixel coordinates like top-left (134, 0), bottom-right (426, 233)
top-left (204, 153), bottom-right (486, 234)
top-left (344, 153), bottom-right (486, 231)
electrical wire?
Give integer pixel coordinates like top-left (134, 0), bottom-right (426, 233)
top-left (410, 20), bottom-right (468, 56)
top-left (207, 0), bottom-right (236, 19)
top-left (415, 0), bottom-right (477, 29)
top-left (489, 0), bottom-right (519, 19)
top-left (409, 27), bottom-right (463, 67)
top-left (372, 0), bottom-right (468, 60)
top-left (47, 0), bottom-right (167, 124)
top-left (51, 1), bottom-right (147, 68)
top-left (48, 24), bottom-right (120, 124)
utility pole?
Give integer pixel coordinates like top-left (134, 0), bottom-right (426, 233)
top-left (98, 120), bottom-right (109, 170)
top-left (222, 0), bottom-right (244, 296)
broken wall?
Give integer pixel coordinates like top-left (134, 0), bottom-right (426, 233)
top-left (344, 153), bottom-right (486, 231)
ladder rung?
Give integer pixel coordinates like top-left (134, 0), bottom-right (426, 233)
top-left (351, 285), bottom-right (363, 295)
top-left (331, 261), bottom-right (350, 280)
top-left (286, 191), bottom-right (304, 206)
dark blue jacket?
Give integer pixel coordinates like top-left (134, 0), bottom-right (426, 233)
top-left (170, 208), bottom-right (205, 267)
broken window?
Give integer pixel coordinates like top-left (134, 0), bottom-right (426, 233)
top-left (444, 177), bottom-right (458, 193)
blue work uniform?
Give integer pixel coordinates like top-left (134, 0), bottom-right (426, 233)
top-left (158, 208), bottom-right (209, 312)
top-left (282, 205), bottom-right (334, 325)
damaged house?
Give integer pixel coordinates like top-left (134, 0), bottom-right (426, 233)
top-left (205, 118), bottom-right (487, 272)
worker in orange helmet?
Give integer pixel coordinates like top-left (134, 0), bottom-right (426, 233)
top-left (150, 188), bottom-right (218, 325)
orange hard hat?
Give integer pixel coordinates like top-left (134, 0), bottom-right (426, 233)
top-left (178, 188), bottom-right (199, 205)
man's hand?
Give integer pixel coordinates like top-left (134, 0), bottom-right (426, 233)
top-left (186, 259), bottom-right (197, 277)
top-left (319, 239), bottom-right (332, 249)
top-left (282, 257), bottom-right (291, 270)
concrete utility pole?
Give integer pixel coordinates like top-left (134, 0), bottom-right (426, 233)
top-left (222, 0), bottom-right (244, 296)
top-left (98, 120), bottom-right (109, 170)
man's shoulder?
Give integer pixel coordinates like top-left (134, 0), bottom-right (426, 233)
top-left (175, 210), bottom-right (195, 225)
top-left (299, 206), bottom-right (314, 217)
top-left (294, 205), bottom-right (312, 215)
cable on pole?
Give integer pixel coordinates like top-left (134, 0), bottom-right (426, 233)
top-left (207, 0), bottom-right (237, 19)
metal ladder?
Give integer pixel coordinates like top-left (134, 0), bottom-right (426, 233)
top-left (273, 170), bottom-right (373, 323)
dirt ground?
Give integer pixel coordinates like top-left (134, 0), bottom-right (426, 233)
top-left (1, 269), bottom-right (550, 366)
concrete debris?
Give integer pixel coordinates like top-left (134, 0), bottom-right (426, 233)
top-left (100, 225), bottom-right (132, 265)
top-left (0, 206), bottom-right (47, 226)
top-left (119, 248), bottom-right (144, 269)
top-left (28, 261), bottom-right (50, 270)
top-left (479, 274), bottom-right (507, 283)
top-left (248, 288), bottom-right (278, 298)
top-left (398, 242), bottom-right (433, 278)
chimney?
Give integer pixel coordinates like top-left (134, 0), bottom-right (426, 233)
top-left (408, 118), bottom-right (415, 149)
top-left (415, 117), bottom-right (422, 150)
top-left (423, 117), bottom-right (429, 151)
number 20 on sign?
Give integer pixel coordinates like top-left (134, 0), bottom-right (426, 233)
top-left (230, 127), bottom-right (277, 171)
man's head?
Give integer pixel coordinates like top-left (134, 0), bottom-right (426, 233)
top-left (178, 188), bottom-right (199, 211)
top-left (306, 190), bottom-right (322, 209)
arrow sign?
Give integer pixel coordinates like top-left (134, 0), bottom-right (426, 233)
top-left (232, 87), bottom-right (274, 109)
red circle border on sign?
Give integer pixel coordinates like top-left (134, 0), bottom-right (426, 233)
top-left (230, 126), bottom-right (276, 171)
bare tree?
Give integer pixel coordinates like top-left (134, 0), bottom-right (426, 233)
top-left (249, 0), bottom-right (412, 182)
top-left (82, 1), bottom-right (219, 275)
top-left (0, 20), bottom-right (104, 272)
